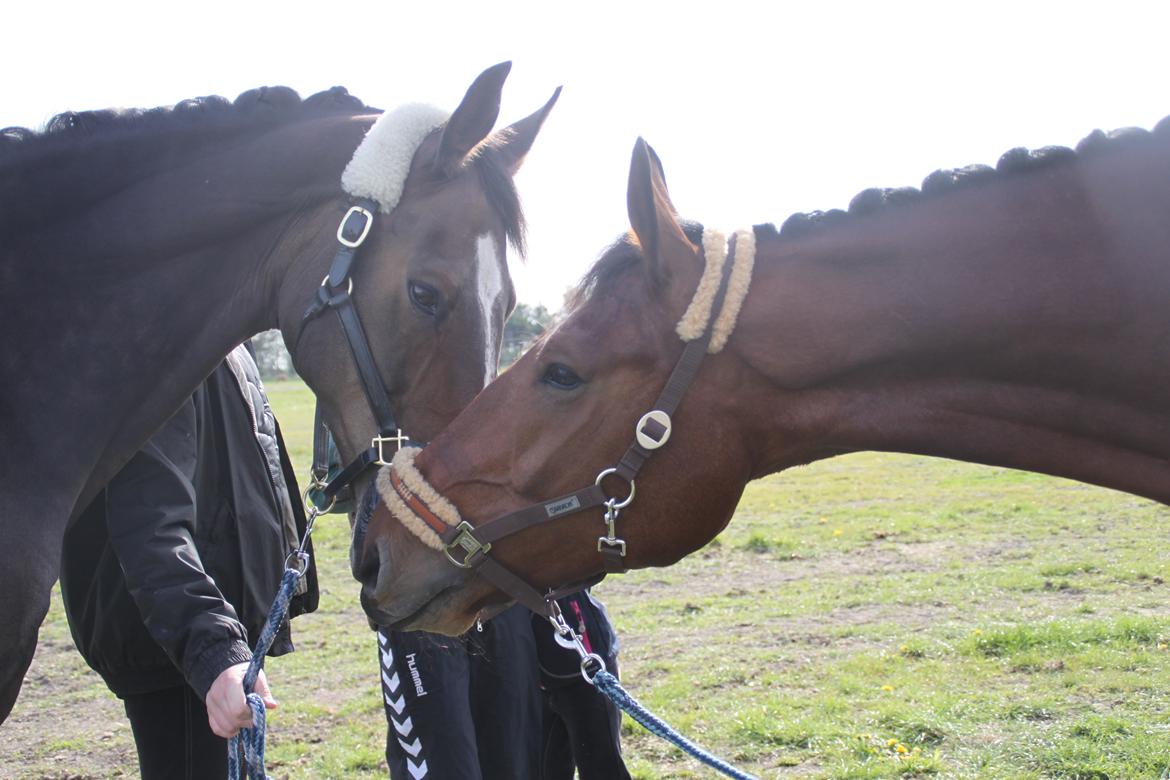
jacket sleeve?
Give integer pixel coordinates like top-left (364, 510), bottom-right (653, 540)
top-left (104, 398), bottom-right (253, 699)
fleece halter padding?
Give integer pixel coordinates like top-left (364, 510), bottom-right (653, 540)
top-left (376, 447), bottom-right (455, 551)
top-left (341, 103), bottom-right (451, 214)
top-left (675, 227), bottom-right (757, 353)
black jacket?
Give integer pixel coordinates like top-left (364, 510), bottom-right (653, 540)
top-left (60, 345), bottom-right (318, 698)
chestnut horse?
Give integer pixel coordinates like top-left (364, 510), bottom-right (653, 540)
top-left (0, 62), bottom-right (558, 719)
top-left (356, 121), bottom-right (1170, 635)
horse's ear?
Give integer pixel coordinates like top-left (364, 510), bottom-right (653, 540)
top-left (436, 61), bottom-right (512, 174)
top-left (627, 138), bottom-right (692, 285)
top-left (493, 86), bottom-right (562, 174)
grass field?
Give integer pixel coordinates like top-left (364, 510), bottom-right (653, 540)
top-left (4, 378), bottom-right (1169, 779)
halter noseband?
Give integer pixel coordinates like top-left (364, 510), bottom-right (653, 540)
top-left (378, 226), bottom-right (756, 618)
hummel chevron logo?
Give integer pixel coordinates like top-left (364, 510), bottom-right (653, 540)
top-left (407, 758), bottom-right (428, 779)
top-left (382, 670), bottom-right (400, 693)
top-left (397, 735), bottom-right (422, 757)
top-left (392, 715), bottom-right (414, 737)
top-left (383, 691), bottom-right (405, 714)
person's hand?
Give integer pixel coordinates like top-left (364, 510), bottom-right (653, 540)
top-left (205, 663), bottom-right (278, 738)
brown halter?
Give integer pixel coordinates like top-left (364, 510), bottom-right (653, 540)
top-left (386, 229), bottom-right (747, 618)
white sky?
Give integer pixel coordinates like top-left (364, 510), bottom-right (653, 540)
top-left (4, 1), bottom-right (1167, 308)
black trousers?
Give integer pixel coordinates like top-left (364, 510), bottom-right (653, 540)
top-left (122, 684), bottom-right (227, 780)
top-left (541, 674), bottom-right (631, 780)
top-left (378, 606), bottom-right (542, 780)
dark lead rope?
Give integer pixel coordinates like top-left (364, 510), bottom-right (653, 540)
top-left (226, 566), bottom-right (303, 780)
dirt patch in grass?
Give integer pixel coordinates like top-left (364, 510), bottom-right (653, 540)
top-left (1, 637), bottom-right (136, 779)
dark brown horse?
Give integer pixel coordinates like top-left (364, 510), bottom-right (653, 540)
top-left (0, 63), bottom-right (558, 720)
top-left (356, 120), bottom-right (1170, 635)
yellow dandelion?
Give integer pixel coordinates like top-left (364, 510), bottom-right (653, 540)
top-left (833, 528), bottom-right (844, 537)
top-left (818, 517), bottom-right (828, 524)
top-left (887, 738), bottom-right (898, 747)
top-left (881, 684), bottom-right (894, 692)
top-left (973, 628), bottom-right (983, 636)
top-left (896, 744), bottom-right (908, 754)
top-left (899, 644), bottom-right (910, 653)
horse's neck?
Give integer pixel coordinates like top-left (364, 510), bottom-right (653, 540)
top-left (730, 145), bottom-right (1170, 503)
top-left (5, 117), bottom-right (363, 508)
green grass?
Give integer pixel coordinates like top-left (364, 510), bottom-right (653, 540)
top-left (4, 378), bottom-right (1169, 778)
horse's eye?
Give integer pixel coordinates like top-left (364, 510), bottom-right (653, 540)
top-left (408, 281), bottom-right (441, 316)
top-left (541, 363), bottom-right (584, 390)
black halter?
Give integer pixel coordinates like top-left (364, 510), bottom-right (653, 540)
top-left (298, 200), bottom-right (415, 504)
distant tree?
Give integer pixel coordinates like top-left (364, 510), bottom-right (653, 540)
top-left (251, 329), bottom-right (296, 380)
top-left (501, 303), bottom-right (555, 367)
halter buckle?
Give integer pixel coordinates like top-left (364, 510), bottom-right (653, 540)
top-left (373, 430), bottom-right (410, 466)
top-left (444, 521), bottom-right (491, 568)
top-left (336, 205), bottom-right (374, 249)
top-left (635, 410), bottom-right (672, 450)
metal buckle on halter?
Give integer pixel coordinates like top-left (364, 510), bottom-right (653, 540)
top-left (336, 205), bottom-right (374, 249)
top-left (444, 521), bottom-right (491, 568)
top-left (635, 409), bottom-right (673, 450)
top-left (373, 430), bottom-right (410, 466)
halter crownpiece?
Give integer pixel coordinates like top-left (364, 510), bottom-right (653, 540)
top-left (341, 103), bottom-right (451, 214)
top-left (676, 227), bottom-right (757, 353)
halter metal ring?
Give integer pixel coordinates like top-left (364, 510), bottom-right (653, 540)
top-left (303, 483), bottom-right (336, 514)
top-left (336, 205), bottom-right (374, 248)
top-left (594, 467), bottom-right (635, 509)
top-left (580, 652), bottom-right (607, 684)
top-left (319, 275), bottom-right (355, 295)
top-left (284, 550), bottom-right (310, 577)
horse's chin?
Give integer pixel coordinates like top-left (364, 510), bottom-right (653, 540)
top-left (361, 581), bottom-right (485, 636)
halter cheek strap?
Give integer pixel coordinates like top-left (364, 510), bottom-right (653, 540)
top-left (376, 226), bottom-right (757, 618)
top-left (296, 104), bottom-right (451, 508)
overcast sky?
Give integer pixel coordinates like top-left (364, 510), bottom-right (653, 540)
top-left (4, 1), bottom-right (1167, 308)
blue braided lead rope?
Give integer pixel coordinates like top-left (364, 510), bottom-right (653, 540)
top-left (227, 566), bottom-right (301, 780)
top-left (592, 669), bottom-right (758, 780)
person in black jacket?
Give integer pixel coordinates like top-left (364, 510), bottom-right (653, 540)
top-left (59, 343), bottom-right (318, 779)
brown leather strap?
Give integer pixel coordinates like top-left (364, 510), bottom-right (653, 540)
top-left (471, 554), bottom-right (558, 615)
top-left (472, 485), bottom-right (609, 545)
top-left (613, 233), bottom-right (737, 484)
top-left (389, 469), bottom-right (450, 537)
